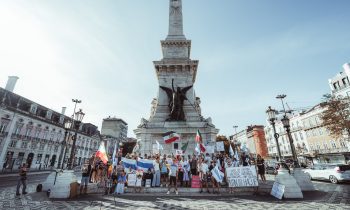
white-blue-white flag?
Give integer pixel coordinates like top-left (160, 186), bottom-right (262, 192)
top-left (212, 165), bottom-right (224, 183)
top-left (234, 150), bottom-right (239, 161)
top-left (112, 143), bottom-right (118, 166)
top-left (229, 144), bottom-right (234, 157)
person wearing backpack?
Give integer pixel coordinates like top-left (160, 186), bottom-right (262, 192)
top-left (16, 163), bottom-right (28, 196)
top-left (80, 160), bottom-right (92, 195)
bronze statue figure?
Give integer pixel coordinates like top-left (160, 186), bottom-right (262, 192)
top-left (160, 79), bottom-right (192, 121)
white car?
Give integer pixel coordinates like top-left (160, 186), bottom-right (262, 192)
top-left (304, 164), bottom-right (350, 184)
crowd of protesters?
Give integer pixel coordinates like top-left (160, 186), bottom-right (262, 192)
top-left (79, 151), bottom-right (271, 195)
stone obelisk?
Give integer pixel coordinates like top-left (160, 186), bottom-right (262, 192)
top-left (134, 0), bottom-right (219, 155)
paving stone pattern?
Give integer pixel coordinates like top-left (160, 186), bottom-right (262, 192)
top-left (0, 181), bottom-right (350, 209)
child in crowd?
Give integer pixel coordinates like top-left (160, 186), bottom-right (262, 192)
top-left (115, 171), bottom-right (127, 194)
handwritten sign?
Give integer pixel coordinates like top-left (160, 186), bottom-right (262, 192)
top-left (145, 179), bottom-right (151, 188)
top-left (128, 174), bottom-right (136, 187)
top-left (226, 166), bottom-right (258, 187)
top-left (216, 142), bottom-right (225, 152)
top-left (191, 175), bottom-right (200, 188)
top-left (271, 182), bottom-right (285, 199)
top-left (205, 146), bottom-right (215, 154)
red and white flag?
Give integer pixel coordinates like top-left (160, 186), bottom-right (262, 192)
top-left (163, 131), bottom-right (180, 144)
top-left (96, 142), bottom-right (108, 164)
top-left (195, 130), bottom-right (206, 153)
top-left (195, 130), bottom-right (202, 143)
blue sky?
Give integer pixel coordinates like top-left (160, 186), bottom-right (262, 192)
top-left (1, 0), bottom-right (349, 137)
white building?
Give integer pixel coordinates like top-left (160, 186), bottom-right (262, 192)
top-left (0, 79), bottom-right (100, 171)
top-left (328, 63), bottom-right (350, 98)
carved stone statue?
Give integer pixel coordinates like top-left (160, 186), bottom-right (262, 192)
top-left (150, 98), bottom-right (158, 118)
top-left (160, 79), bottom-right (192, 121)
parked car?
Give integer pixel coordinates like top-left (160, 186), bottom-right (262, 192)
top-left (304, 164), bottom-right (350, 184)
top-left (265, 166), bottom-right (276, 174)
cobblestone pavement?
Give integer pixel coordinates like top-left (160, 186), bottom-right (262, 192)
top-left (0, 181), bottom-right (349, 210)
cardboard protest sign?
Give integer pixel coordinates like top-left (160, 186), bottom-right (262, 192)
top-left (127, 174), bottom-right (136, 187)
top-left (271, 182), bottom-right (285, 199)
top-left (191, 175), bottom-right (200, 188)
top-left (226, 166), bottom-right (259, 187)
top-left (205, 146), bottom-right (215, 154)
top-left (145, 179), bottom-right (152, 188)
top-left (216, 142), bottom-right (225, 151)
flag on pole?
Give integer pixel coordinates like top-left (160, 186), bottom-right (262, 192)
top-left (195, 143), bottom-right (200, 155)
top-left (96, 142), bottom-right (108, 164)
top-left (163, 131), bottom-right (180, 144)
top-left (156, 140), bottom-right (163, 151)
top-left (181, 141), bottom-right (189, 153)
top-left (195, 130), bottom-right (202, 143)
top-left (212, 165), bottom-right (224, 183)
top-left (199, 143), bottom-right (206, 153)
top-left (229, 144), bottom-right (234, 157)
top-left (112, 143), bottom-right (118, 166)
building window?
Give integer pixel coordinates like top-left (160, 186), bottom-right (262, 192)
top-left (31, 142), bottom-right (37, 149)
top-left (316, 143), bottom-right (321, 150)
top-left (21, 142), bottom-right (28, 149)
top-left (319, 128), bottom-right (323, 135)
top-left (323, 142), bottom-right (329, 150)
top-left (25, 128), bottom-right (32, 137)
top-left (39, 143), bottom-right (45, 150)
top-left (299, 132), bottom-right (304, 140)
top-left (331, 140), bottom-right (337, 149)
top-left (0, 123), bottom-right (8, 133)
top-left (9, 140), bottom-right (17, 147)
top-left (36, 154), bottom-right (42, 163)
top-left (294, 133), bottom-right (298, 141)
top-left (35, 129), bottom-right (41, 138)
top-left (340, 140), bottom-right (346, 148)
top-left (43, 130), bottom-right (48, 139)
top-left (50, 132), bottom-right (55, 140)
top-left (54, 146), bottom-right (59, 152)
top-left (312, 129), bottom-right (316, 136)
top-left (13, 124), bottom-right (23, 135)
top-left (310, 143), bottom-right (314, 151)
top-left (174, 143), bottom-right (178, 150)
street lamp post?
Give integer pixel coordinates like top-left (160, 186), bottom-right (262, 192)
top-left (58, 121), bottom-right (72, 169)
top-left (67, 109), bottom-right (85, 170)
top-left (281, 115), bottom-right (300, 168)
top-left (266, 106), bottom-right (282, 160)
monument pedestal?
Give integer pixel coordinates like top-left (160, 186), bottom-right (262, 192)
top-left (43, 170), bottom-right (78, 199)
top-left (292, 168), bottom-right (315, 191)
top-left (275, 167), bottom-right (303, 198)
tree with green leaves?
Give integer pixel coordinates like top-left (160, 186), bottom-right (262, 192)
top-left (320, 95), bottom-right (350, 139)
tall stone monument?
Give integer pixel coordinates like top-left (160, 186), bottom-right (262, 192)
top-left (134, 0), bottom-right (219, 155)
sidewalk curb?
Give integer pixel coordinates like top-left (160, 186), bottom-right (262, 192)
top-left (0, 170), bottom-right (53, 178)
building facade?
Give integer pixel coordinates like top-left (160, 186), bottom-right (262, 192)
top-left (101, 117), bottom-right (128, 156)
top-left (328, 63), bottom-right (350, 98)
top-left (0, 86), bottom-right (100, 171)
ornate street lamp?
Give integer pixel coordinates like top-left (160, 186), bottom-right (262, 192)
top-left (57, 120), bottom-right (72, 169)
top-left (266, 106), bottom-right (282, 160)
top-left (67, 109), bottom-right (85, 170)
top-left (281, 114), bottom-right (300, 168)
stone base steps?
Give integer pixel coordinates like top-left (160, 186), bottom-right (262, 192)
top-left (85, 182), bottom-right (273, 196)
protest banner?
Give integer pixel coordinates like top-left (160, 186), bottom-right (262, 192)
top-left (216, 142), bottom-right (225, 152)
top-left (191, 175), bottom-right (200, 188)
top-left (271, 182), bottom-right (285, 199)
top-left (205, 146), bottom-right (215, 154)
top-left (127, 174), bottom-right (136, 187)
top-left (226, 166), bottom-right (259, 187)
